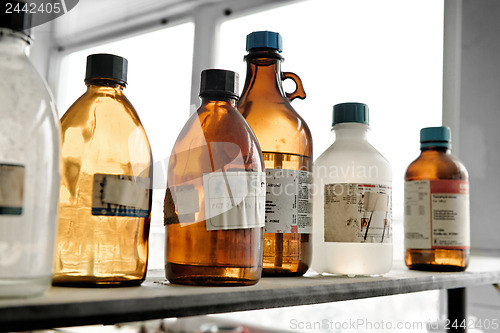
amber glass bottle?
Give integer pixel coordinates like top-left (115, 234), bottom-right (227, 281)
top-left (165, 69), bottom-right (265, 286)
top-left (238, 31), bottom-right (313, 276)
top-left (53, 54), bottom-right (153, 286)
top-left (404, 126), bottom-right (469, 271)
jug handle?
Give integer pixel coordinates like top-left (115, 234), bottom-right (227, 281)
top-left (281, 72), bottom-right (306, 101)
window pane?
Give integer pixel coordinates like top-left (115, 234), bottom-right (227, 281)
top-left (56, 22), bottom-right (195, 269)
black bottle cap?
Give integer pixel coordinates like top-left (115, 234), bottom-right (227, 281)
top-left (199, 69), bottom-right (239, 99)
top-left (0, 1), bottom-right (32, 38)
top-left (84, 53), bottom-right (128, 85)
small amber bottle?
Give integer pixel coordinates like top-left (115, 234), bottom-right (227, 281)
top-left (53, 54), bottom-right (153, 286)
top-left (404, 126), bottom-right (470, 271)
top-left (238, 31), bottom-right (313, 276)
top-left (165, 69), bottom-right (266, 286)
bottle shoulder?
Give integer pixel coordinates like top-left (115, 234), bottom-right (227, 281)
top-left (175, 106), bottom-right (258, 148)
top-left (60, 88), bottom-right (151, 160)
top-left (314, 139), bottom-right (392, 183)
top-left (61, 89), bottom-right (143, 128)
top-left (0, 52), bottom-right (60, 149)
top-left (0, 53), bottom-right (56, 112)
top-left (238, 93), bottom-right (302, 124)
top-left (169, 106), bottom-right (264, 181)
top-left (317, 139), bottom-right (389, 164)
top-left (405, 151), bottom-right (468, 181)
top-left (237, 98), bottom-right (312, 157)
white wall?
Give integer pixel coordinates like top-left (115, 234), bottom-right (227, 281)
top-left (445, 0), bottom-right (500, 329)
top-left (453, 0), bottom-right (500, 254)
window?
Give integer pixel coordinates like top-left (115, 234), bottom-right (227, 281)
top-left (56, 22), bottom-right (195, 269)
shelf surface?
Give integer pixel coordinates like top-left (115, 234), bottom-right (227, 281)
top-left (0, 256), bottom-right (499, 331)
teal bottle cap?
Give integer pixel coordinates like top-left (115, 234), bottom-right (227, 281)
top-left (420, 126), bottom-right (451, 148)
top-left (332, 102), bottom-right (369, 126)
top-left (246, 31), bottom-right (283, 52)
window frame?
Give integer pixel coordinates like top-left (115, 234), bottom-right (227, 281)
top-left (47, 0), bottom-right (300, 112)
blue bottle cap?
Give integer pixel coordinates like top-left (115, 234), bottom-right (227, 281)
top-left (246, 31), bottom-right (283, 52)
top-left (332, 102), bottom-right (369, 127)
top-left (420, 126), bottom-right (451, 148)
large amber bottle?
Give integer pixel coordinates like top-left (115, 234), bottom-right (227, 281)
top-left (404, 126), bottom-right (469, 271)
top-left (238, 31), bottom-right (313, 276)
top-left (53, 54), bottom-right (153, 286)
top-left (165, 69), bottom-right (265, 286)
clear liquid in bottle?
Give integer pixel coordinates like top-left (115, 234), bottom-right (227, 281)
top-left (312, 103), bottom-right (393, 276)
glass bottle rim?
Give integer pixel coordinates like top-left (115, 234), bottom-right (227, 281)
top-left (0, 28), bottom-right (31, 44)
top-left (244, 49), bottom-right (283, 61)
top-left (85, 77), bottom-right (127, 87)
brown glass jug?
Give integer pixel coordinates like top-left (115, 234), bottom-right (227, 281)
top-left (238, 31), bottom-right (313, 276)
top-left (164, 69), bottom-right (266, 286)
top-left (404, 126), bottom-right (469, 271)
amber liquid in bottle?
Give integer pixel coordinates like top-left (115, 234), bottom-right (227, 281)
top-left (238, 50), bottom-right (313, 276)
top-left (165, 92), bottom-right (265, 286)
top-left (53, 79), bottom-right (152, 286)
top-left (405, 146), bottom-right (469, 271)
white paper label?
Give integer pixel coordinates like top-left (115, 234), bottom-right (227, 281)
top-left (203, 171), bottom-right (266, 231)
top-left (175, 185), bottom-right (200, 216)
top-left (92, 174), bottom-right (150, 218)
top-left (0, 164), bottom-right (24, 215)
top-left (324, 183), bottom-right (392, 243)
top-left (265, 169), bottom-right (312, 234)
top-left (404, 180), bottom-right (470, 249)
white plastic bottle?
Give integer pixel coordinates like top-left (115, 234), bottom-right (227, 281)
top-left (312, 102), bottom-right (392, 276)
top-left (0, 6), bottom-right (60, 296)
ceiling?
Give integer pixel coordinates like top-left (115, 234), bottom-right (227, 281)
top-left (52, 0), bottom-right (289, 49)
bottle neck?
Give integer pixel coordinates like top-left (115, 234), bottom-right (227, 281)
top-left (0, 29), bottom-right (30, 56)
top-left (240, 49), bottom-right (285, 98)
top-left (420, 146), bottom-right (451, 154)
top-left (333, 123), bottom-right (369, 141)
top-left (199, 96), bottom-right (237, 109)
top-left (85, 78), bottom-right (125, 93)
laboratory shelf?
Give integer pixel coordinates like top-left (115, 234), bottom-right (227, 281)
top-left (0, 256), bottom-right (499, 331)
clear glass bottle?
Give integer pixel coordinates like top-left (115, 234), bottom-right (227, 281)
top-left (312, 103), bottom-right (393, 276)
top-left (165, 69), bottom-right (265, 286)
top-left (0, 5), bottom-right (61, 297)
top-left (53, 54), bottom-right (153, 286)
top-left (404, 126), bottom-right (469, 271)
top-left (238, 31), bottom-right (312, 276)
